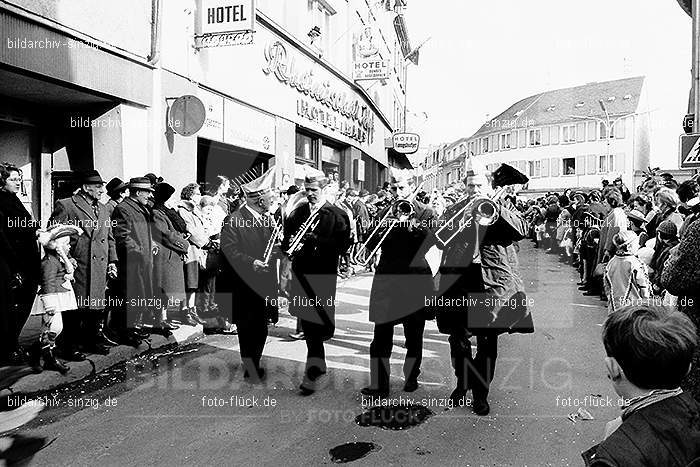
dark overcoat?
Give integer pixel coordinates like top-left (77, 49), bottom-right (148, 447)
top-left (49, 192), bottom-right (116, 309)
top-left (152, 208), bottom-right (188, 305)
top-left (219, 207), bottom-right (278, 325)
top-left (282, 201), bottom-right (351, 338)
top-left (111, 197), bottom-right (154, 314)
top-left (368, 200), bottom-right (435, 324)
top-left (436, 198), bottom-right (534, 335)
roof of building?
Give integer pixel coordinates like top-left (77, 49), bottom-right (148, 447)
top-left (468, 76), bottom-right (645, 140)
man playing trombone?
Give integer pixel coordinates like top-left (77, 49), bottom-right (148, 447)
top-left (435, 159), bottom-right (533, 416)
top-left (282, 171), bottom-right (351, 396)
top-left (219, 169), bottom-right (279, 382)
top-left (360, 170), bottom-right (436, 397)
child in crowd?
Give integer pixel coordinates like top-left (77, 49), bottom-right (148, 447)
top-left (649, 220), bottom-right (680, 305)
top-left (582, 304), bottom-right (700, 465)
top-left (603, 231), bottom-right (650, 313)
top-left (30, 225), bottom-right (83, 374)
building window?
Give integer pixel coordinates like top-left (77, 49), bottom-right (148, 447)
top-left (482, 137), bottom-right (489, 153)
top-left (598, 155), bottom-right (607, 173)
top-left (296, 132), bottom-right (317, 164)
top-left (528, 129), bottom-right (541, 146)
top-left (534, 160), bottom-right (541, 178)
top-left (587, 121), bottom-right (597, 141)
top-left (550, 126), bottom-right (560, 144)
top-left (608, 154), bottom-right (616, 172)
top-left (599, 122), bottom-right (618, 139)
top-left (500, 133), bottom-right (511, 150)
top-left (562, 124), bottom-right (576, 143)
top-left (308, 0), bottom-right (333, 55)
top-left (518, 129), bottom-right (526, 148)
top-left (563, 157), bottom-right (576, 175)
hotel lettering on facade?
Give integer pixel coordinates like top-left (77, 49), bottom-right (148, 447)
top-left (1, 0), bottom-right (408, 227)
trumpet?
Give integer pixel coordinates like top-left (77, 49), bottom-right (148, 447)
top-left (433, 186), bottom-right (508, 248)
top-left (285, 209), bottom-right (320, 258)
top-left (262, 218), bottom-right (283, 266)
top-left (355, 182), bottom-right (424, 266)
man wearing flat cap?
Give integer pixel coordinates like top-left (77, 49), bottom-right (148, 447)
top-left (111, 177), bottom-right (157, 346)
top-left (49, 169), bottom-right (118, 360)
top-left (220, 168), bottom-right (279, 382)
top-left (282, 171), bottom-right (351, 395)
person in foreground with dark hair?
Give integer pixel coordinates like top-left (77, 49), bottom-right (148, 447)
top-left (582, 304), bottom-right (700, 466)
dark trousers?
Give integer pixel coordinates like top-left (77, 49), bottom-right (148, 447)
top-left (197, 270), bottom-right (217, 314)
top-left (237, 315), bottom-right (268, 376)
top-left (0, 283), bottom-right (34, 358)
top-left (448, 327), bottom-right (498, 399)
top-left (368, 313), bottom-right (426, 390)
top-left (300, 319), bottom-right (328, 387)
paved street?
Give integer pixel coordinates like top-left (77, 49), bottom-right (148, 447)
top-left (14, 242), bottom-right (618, 466)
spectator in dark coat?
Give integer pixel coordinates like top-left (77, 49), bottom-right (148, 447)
top-left (111, 178), bottom-right (157, 345)
top-left (0, 163), bottom-right (40, 365)
top-left (151, 183), bottom-right (189, 331)
top-left (49, 170), bottom-right (117, 359)
top-left (662, 213), bottom-right (700, 402)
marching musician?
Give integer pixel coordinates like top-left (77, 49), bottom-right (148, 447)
top-left (361, 170), bottom-right (436, 397)
top-left (435, 159), bottom-right (533, 416)
top-left (282, 172), bottom-right (351, 396)
top-left (219, 169), bottom-right (279, 382)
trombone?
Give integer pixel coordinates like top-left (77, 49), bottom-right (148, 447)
top-left (433, 186), bottom-right (508, 248)
top-left (355, 182), bottom-right (424, 266)
top-left (262, 217), bottom-right (283, 266)
top-left (285, 209), bottom-right (321, 258)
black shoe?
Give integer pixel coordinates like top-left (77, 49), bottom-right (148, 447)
top-left (289, 332), bottom-right (305, 340)
top-left (158, 320), bottom-right (180, 331)
top-left (472, 398), bottom-right (490, 416)
top-left (403, 379), bottom-right (419, 392)
top-left (131, 327), bottom-right (151, 338)
top-left (122, 334), bottom-right (143, 348)
top-left (183, 313), bottom-right (199, 327)
top-left (188, 308), bottom-right (206, 326)
top-left (243, 368), bottom-right (266, 382)
top-left (578, 285), bottom-right (590, 291)
top-left (5, 349), bottom-right (28, 366)
top-left (449, 388), bottom-right (468, 407)
top-left (299, 384), bottom-right (315, 396)
top-left (28, 343), bottom-right (43, 374)
top-left (62, 349), bottom-right (86, 362)
top-left (582, 290), bottom-right (600, 296)
top-left (360, 387), bottom-right (389, 397)
top-left (42, 347), bottom-right (69, 375)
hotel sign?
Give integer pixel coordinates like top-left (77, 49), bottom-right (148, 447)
top-left (393, 133), bottom-right (420, 154)
top-left (353, 26), bottom-right (390, 81)
top-left (195, 0), bottom-right (256, 48)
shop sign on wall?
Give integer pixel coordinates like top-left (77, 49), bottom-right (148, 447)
top-left (262, 41), bottom-right (376, 145)
top-left (195, 0), bottom-right (256, 48)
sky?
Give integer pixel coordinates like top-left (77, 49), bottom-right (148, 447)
top-left (403, 0), bottom-right (693, 167)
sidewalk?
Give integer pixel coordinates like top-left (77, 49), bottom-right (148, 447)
top-left (1, 315), bottom-right (204, 396)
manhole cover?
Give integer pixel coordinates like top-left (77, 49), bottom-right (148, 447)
top-left (329, 442), bottom-right (380, 463)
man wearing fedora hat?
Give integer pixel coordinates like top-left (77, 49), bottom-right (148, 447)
top-left (111, 177), bottom-right (157, 345)
top-left (49, 169), bottom-right (118, 360)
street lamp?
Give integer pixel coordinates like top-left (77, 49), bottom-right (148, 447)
top-left (569, 105), bottom-right (636, 177)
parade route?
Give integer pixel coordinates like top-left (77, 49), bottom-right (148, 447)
top-left (14, 243), bottom-right (620, 466)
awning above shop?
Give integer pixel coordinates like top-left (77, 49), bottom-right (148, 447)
top-left (387, 148), bottom-right (413, 169)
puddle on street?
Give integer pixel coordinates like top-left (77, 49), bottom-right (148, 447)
top-left (329, 442), bottom-right (380, 463)
top-left (355, 404), bottom-right (433, 430)
top-left (4, 342), bottom-right (207, 428)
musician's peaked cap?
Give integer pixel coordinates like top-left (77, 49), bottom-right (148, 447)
top-left (301, 165), bottom-right (328, 186)
top-left (492, 163), bottom-right (529, 187)
top-left (242, 168), bottom-right (275, 199)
